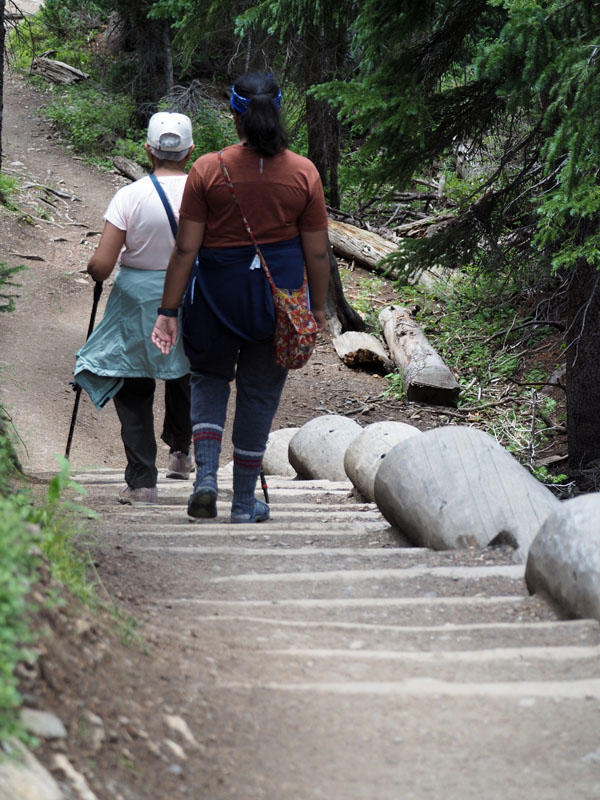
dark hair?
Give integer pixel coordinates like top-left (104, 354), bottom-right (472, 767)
top-left (232, 72), bottom-right (288, 157)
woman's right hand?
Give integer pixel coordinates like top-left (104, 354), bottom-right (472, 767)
top-left (312, 308), bottom-right (327, 331)
top-left (152, 315), bottom-right (179, 355)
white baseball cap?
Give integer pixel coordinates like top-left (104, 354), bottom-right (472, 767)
top-left (146, 112), bottom-right (193, 157)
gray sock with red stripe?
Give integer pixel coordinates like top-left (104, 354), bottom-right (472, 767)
top-left (192, 424), bottom-right (223, 494)
top-left (232, 447), bottom-right (265, 515)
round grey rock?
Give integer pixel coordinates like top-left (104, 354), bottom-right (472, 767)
top-left (288, 415), bottom-right (361, 480)
top-left (263, 428), bottom-right (298, 477)
top-left (344, 421), bottom-right (421, 501)
top-left (374, 425), bottom-right (559, 560)
top-left (525, 493), bottom-right (600, 620)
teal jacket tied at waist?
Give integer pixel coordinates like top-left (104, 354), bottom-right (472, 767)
top-left (74, 266), bottom-right (189, 409)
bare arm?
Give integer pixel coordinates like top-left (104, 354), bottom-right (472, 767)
top-left (300, 229), bottom-right (330, 330)
top-left (87, 221), bottom-right (126, 282)
top-left (152, 218), bottom-right (206, 355)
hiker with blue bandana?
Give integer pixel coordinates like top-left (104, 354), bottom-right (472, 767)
top-left (151, 71), bottom-right (330, 523)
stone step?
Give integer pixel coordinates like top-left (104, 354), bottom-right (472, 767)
top-left (139, 624), bottom-right (600, 683)
top-left (120, 557), bottom-right (526, 598)
top-left (182, 690), bottom-right (600, 799)
top-left (148, 594), bottom-right (555, 626)
top-left (74, 467), bottom-right (600, 800)
top-left (144, 609), bottom-right (599, 650)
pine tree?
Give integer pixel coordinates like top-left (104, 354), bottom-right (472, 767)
top-left (322, 0), bottom-right (600, 469)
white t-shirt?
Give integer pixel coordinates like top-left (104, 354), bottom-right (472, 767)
top-left (104, 174), bottom-right (187, 270)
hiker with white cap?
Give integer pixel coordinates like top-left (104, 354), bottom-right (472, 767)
top-left (73, 111), bottom-right (195, 504)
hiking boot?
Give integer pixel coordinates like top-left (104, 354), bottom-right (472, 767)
top-left (187, 486), bottom-right (218, 519)
top-left (230, 498), bottom-right (270, 524)
top-left (166, 451), bottom-right (194, 480)
top-left (118, 486), bottom-right (157, 505)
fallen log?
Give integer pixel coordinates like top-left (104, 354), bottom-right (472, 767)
top-left (112, 156), bottom-right (147, 181)
top-left (379, 305), bottom-right (460, 406)
top-left (328, 218), bottom-right (449, 288)
top-left (328, 219), bottom-right (399, 273)
top-left (332, 331), bottom-right (394, 374)
top-left (31, 56), bottom-right (90, 84)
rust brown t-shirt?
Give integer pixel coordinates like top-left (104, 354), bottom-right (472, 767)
top-left (179, 143), bottom-right (328, 248)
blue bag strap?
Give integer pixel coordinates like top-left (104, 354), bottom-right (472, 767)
top-left (149, 173), bottom-right (178, 238)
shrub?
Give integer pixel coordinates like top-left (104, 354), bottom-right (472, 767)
top-left (42, 87), bottom-right (136, 156)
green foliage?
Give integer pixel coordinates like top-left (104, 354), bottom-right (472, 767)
top-left (189, 101), bottom-right (237, 156)
top-left (236, 0), bottom-right (356, 41)
top-left (0, 449), bottom-right (101, 741)
top-left (150, 0), bottom-right (247, 72)
top-left (0, 262), bottom-right (25, 314)
top-left (531, 465), bottom-right (568, 486)
top-left (341, 273), bottom-right (386, 331)
top-left (0, 173), bottom-right (18, 209)
top-left (26, 458), bottom-right (98, 602)
top-left (42, 87), bottom-right (136, 157)
top-left (383, 372), bottom-right (405, 401)
top-left (39, 0), bottom-right (106, 39)
top-left (0, 488), bottom-right (39, 741)
top-left (10, 7), bottom-right (100, 72)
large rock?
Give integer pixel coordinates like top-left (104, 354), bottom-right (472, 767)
top-left (263, 428), bottom-right (298, 477)
top-left (525, 494), bottom-right (600, 620)
top-left (374, 425), bottom-right (559, 561)
top-left (344, 421), bottom-right (421, 501)
top-left (0, 740), bottom-right (63, 800)
top-left (288, 415), bottom-right (361, 481)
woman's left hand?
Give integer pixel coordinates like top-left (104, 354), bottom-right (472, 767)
top-left (152, 315), bottom-right (178, 355)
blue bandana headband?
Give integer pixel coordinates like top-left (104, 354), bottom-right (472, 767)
top-left (230, 85), bottom-right (282, 115)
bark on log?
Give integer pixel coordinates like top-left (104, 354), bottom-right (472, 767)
top-left (332, 331), bottom-right (394, 374)
top-left (379, 305), bottom-right (460, 406)
top-left (112, 156), bottom-right (147, 181)
top-left (328, 218), bottom-right (450, 288)
top-left (31, 56), bottom-right (90, 84)
top-left (328, 219), bottom-right (399, 274)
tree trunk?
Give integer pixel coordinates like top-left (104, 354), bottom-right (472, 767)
top-left (116, 1), bottom-right (173, 112)
top-left (566, 258), bottom-right (600, 469)
top-left (325, 246), bottom-right (366, 336)
top-left (0, 0), bottom-right (5, 173)
top-left (303, 22), bottom-right (341, 207)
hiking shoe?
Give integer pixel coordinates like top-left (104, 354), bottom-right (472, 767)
top-left (230, 498), bottom-right (270, 524)
top-left (187, 486), bottom-right (217, 519)
top-left (166, 451), bottom-right (194, 480)
top-left (118, 486), bottom-right (157, 505)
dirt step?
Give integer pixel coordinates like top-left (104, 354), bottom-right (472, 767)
top-left (139, 634), bottom-right (600, 684)
top-left (79, 468), bottom-right (600, 800)
top-left (145, 594), bottom-right (556, 626)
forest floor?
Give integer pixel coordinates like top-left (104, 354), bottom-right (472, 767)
top-left (0, 64), bottom-right (579, 799)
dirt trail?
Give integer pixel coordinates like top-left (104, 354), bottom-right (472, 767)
top-left (1, 72), bottom-right (129, 471)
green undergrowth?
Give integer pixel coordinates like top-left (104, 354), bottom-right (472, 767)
top-left (10, 4), bottom-right (237, 171)
top-left (0, 443), bottom-right (145, 744)
top-left (344, 264), bottom-right (567, 482)
top-left (0, 446), bottom-right (91, 742)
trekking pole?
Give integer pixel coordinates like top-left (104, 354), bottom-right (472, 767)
top-left (260, 468), bottom-right (269, 504)
top-left (65, 280), bottom-right (104, 459)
